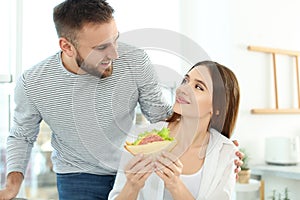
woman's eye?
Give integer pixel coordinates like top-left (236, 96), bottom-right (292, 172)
top-left (195, 84), bottom-right (204, 91)
top-left (181, 78), bottom-right (188, 84)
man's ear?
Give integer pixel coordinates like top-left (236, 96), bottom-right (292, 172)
top-left (59, 37), bottom-right (75, 57)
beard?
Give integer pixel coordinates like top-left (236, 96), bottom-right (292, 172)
top-left (75, 52), bottom-right (113, 78)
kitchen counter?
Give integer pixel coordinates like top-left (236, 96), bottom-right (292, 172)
top-left (252, 164), bottom-right (300, 180)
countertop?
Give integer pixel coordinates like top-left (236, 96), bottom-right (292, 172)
top-left (251, 164), bottom-right (300, 180)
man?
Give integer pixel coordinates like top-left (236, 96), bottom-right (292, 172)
top-left (0, 0), bottom-right (172, 199)
top-left (0, 0), bottom-right (242, 199)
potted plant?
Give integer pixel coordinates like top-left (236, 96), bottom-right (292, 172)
top-left (268, 188), bottom-right (290, 200)
top-left (283, 187), bottom-right (290, 200)
top-left (237, 148), bottom-right (251, 184)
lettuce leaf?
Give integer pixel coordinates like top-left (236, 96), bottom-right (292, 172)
top-left (157, 127), bottom-right (173, 141)
top-left (132, 127), bottom-right (173, 145)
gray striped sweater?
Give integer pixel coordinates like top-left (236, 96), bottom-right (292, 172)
top-left (7, 42), bottom-right (172, 175)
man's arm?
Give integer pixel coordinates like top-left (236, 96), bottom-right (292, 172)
top-left (134, 49), bottom-right (173, 123)
top-left (2, 73), bottom-right (42, 198)
top-left (0, 172), bottom-right (23, 199)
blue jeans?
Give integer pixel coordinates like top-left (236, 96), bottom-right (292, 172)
top-left (56, 173), bottom-right (116, 200)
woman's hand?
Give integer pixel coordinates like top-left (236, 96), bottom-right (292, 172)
top-left (124, 154), bottom-right (153, 191)
top-left (155, 151), bottom-right (194, 200)
top-left (116, 154), bottom-right (154, 200)
top-left (154, 151), bottom-right (183, 187)
top-left (124, 154), bottom-right (153, 190)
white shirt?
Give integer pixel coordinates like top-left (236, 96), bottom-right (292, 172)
top-left (164, 167), bottom-right (203, 199)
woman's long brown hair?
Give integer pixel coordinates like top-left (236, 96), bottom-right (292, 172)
top-left (166, 61), bottom-right (240, 138)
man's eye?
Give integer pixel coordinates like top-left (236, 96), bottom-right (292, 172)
top-left (96, 46), bottom-right (107, 51)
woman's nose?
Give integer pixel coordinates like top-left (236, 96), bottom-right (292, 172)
top-left (176, 84), bottom-right (191, 95)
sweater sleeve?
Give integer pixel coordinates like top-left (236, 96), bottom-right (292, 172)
top-left (135, 50), bottom-right (173, 123)
top-left (6, 73), bottom-right (42, 176)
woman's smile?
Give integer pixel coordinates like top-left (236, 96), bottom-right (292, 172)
top-left (176, 96), bottom-right (190, 104)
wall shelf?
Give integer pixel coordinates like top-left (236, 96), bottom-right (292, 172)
top-left (251, 108), bottom-right (300, 114)
top-left (248, 46), bottom-right (300, 114)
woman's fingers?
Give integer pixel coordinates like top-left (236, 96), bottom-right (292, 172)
top-left (124, 155), bottom-right (154, 190)
top-left (125, 155), bottom-right (154, 188)
top-left (157, 152), bottom-right (178, 167)
top-left (162, 151), bottom-right (183, 169)
top-left (125, 154), bottom-right (153, 174)
top-left (155, 165), bottom-right (168, 181)
top-left (125, 151), bottom-right (183, 183)
top-left (125, 154), bottom-right (144, 171)
top-left (155, 151), bottom-right (182, 176)
top-left (155, 161), bottom-right (174, 177)
top-left (127, 160), bottom-right (153, 182)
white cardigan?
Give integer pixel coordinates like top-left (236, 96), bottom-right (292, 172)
top-left (108, 128), bottom-right (238, 200)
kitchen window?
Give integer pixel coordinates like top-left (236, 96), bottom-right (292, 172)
top-left (0, 0), bottom-right (16, 190)
top-left (1, 1), bottom-right (62, 199)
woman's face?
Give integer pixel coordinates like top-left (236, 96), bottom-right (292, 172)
top-left (173, 65), bottom-right (213, 118)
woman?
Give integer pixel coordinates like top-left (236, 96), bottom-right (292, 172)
top-left (108, 61), bottom-right (240, 200)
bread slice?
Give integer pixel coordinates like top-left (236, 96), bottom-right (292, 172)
top-left (124, 139), bottom-right (177, 155)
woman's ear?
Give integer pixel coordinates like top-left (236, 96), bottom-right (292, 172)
top-left (59, 37), bottom-right (75, 57)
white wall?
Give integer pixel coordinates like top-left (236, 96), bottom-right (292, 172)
top-left (109, 0), bottom-right (180, 33)
top-left (111, 0), bottom-right (300, 164)
top-left (230, 0), bottom-right (300, 164)
top-left (180, 0), bottom-right (233, 65)
top-left (22, 0), bottom-right (63, 71)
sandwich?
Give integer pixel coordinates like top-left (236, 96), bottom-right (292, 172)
top-left (124, 127), bottom-right (177, 155)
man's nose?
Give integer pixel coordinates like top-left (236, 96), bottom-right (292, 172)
top-left (107, 43), bottom-right (119, 59)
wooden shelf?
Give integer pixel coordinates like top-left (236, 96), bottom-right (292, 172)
top-left (251, 108), bottom-right (300, 114)
top-left (248, 46), bottom-right (300, 56)
top-left (248, 45), bottom-right (300, 114)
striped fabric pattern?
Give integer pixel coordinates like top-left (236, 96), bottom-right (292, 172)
top-left (7, 42), bottom-right (172, 176)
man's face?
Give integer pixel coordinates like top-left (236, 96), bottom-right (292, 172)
top-left (75, 19), bottom-right (119, 78)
